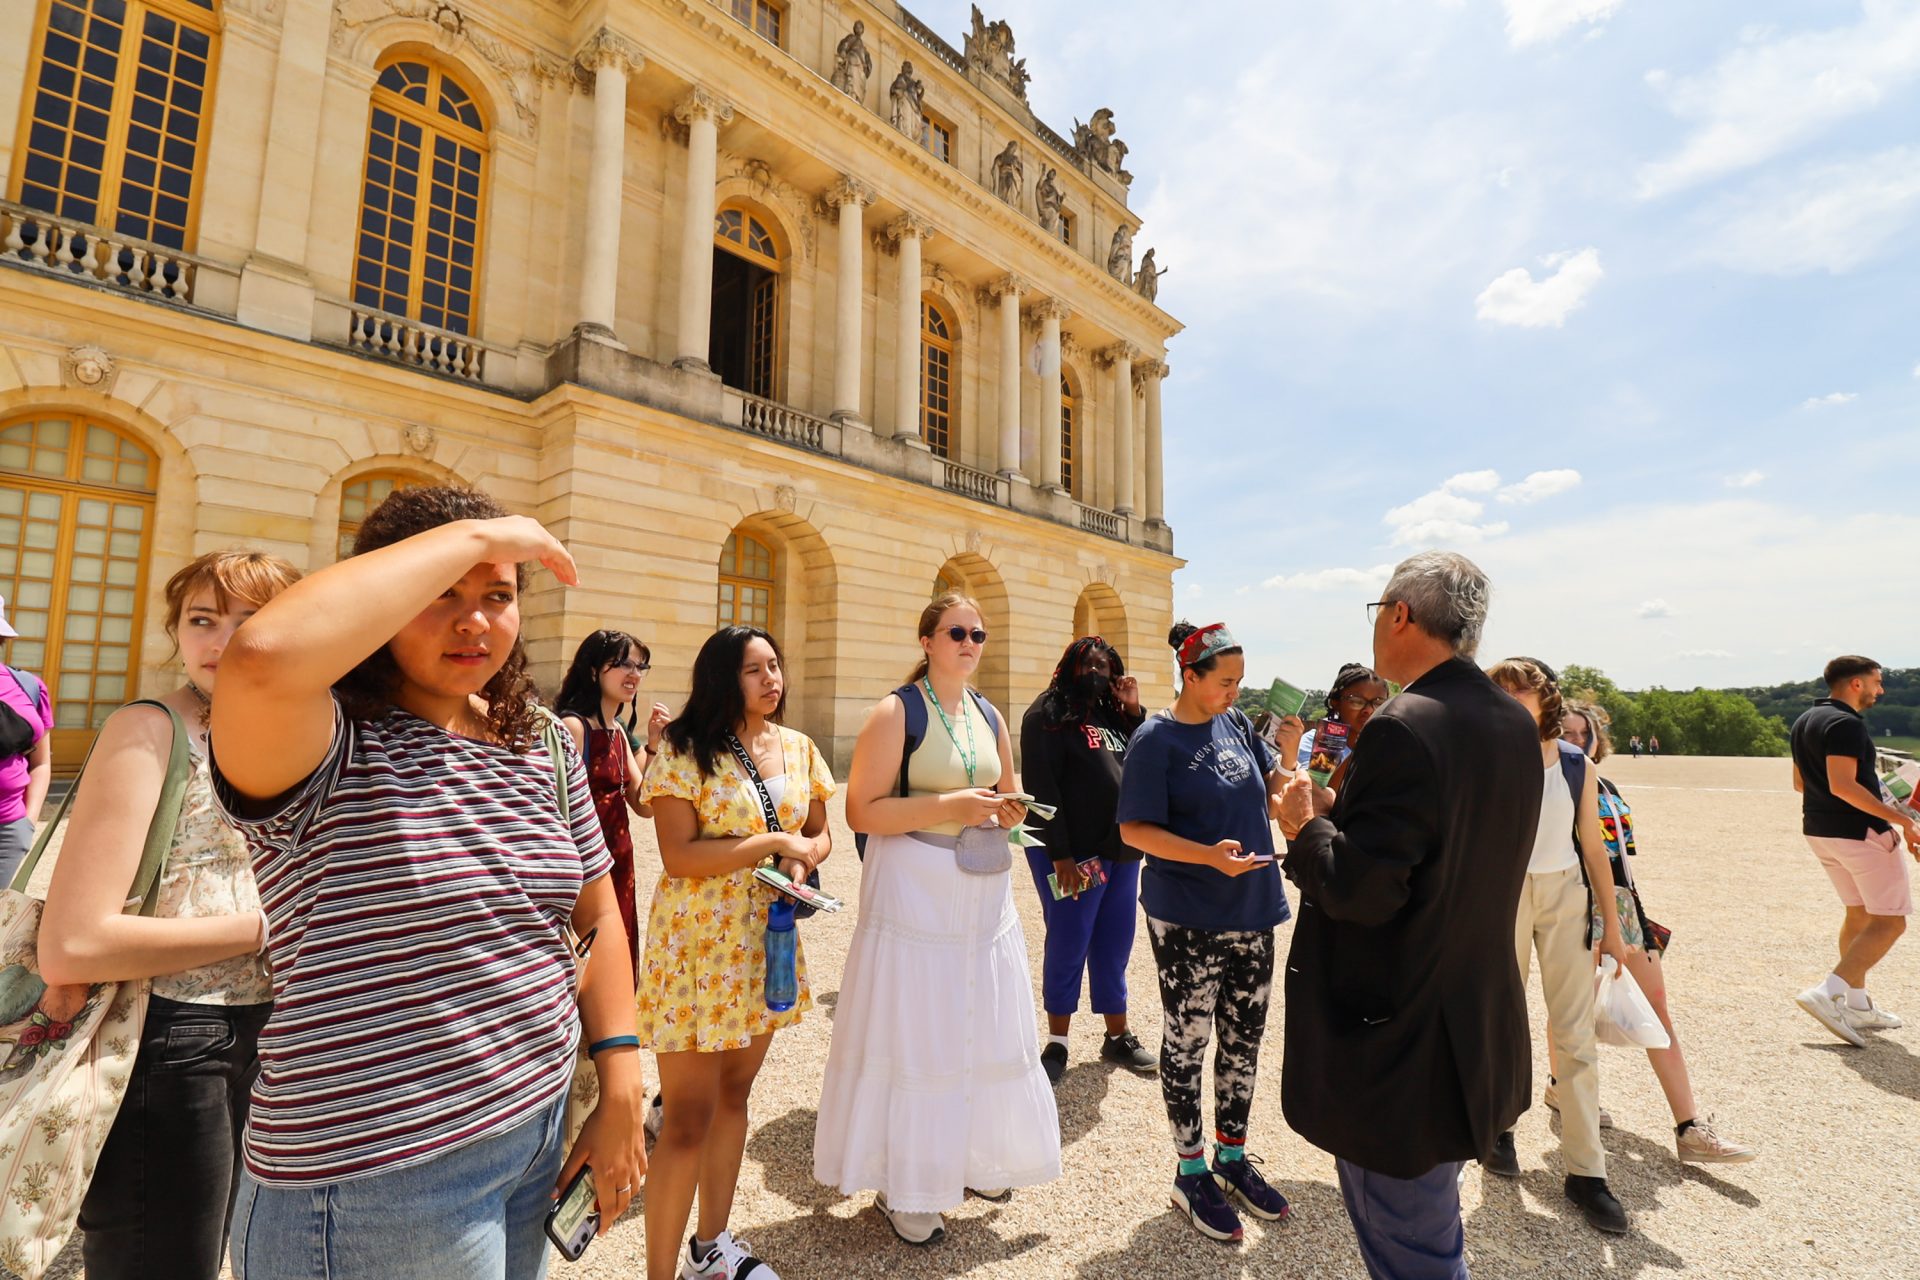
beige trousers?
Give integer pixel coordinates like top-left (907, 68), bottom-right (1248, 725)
top-left (1514, 864), bottom-right (1605, 1178)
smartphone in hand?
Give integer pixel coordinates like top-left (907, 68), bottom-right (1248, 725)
top-left (546, 1164), bottom-right (600, 1262)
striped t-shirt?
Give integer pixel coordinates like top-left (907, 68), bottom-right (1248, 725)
top-left (213, 702), bottom-right (612, 1186)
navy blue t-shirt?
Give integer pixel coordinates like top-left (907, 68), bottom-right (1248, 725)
top-left (1116, 709), bottom-right (1290, 932)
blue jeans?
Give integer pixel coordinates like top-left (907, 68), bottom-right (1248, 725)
top-left (1024, 849), bottom-right (1140, 1016)
top-left (230, 1093), bottom-right (568, 1280)
top-left (1336, 1157), bottom-right (1468, 1280)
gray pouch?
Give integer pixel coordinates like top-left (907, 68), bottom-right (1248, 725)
top-left (954, 823), bottom-right (1013, 875)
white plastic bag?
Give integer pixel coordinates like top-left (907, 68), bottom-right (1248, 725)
top-left (1594, 955), bottom-right (1670, 1049)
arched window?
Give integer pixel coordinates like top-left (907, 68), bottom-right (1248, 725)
top-left (1060, 372), bottom-right (1078, 497)
top-left (352, 59), bottom-right (488, 335)
top-left (711, 204), bottom-right (782, 398)
top-left (920, 298), bottom-right (955, 458)
top-left (14, 0), bottom-right (219, 250)
top-left (717, 531), bottom-right (774, 630)
top-left (336, 470), bottom-right (430, 560)
top-left (0, 414), bottom-right (156, 767)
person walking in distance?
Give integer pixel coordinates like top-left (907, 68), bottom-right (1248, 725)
top-left (1791, 656), bottom-right (1920, 1046)
top-left (0, 595), bottom-right (52, 886)
top-left (1019, 636), bottom-right (1155, 1082)
top-left (1275, 553), bottom-right (1544, 1279)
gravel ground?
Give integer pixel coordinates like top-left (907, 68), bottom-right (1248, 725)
top-left (22, 755), bottom-right (1918, 1279)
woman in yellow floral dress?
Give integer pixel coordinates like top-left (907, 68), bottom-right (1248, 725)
top-left (638, 624), bottom-right (834, 1280)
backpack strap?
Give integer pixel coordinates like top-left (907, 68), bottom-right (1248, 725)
top-left (9, 700), bottom-right (190, 910)
top-left (894, 682), bottom-right (928, 799)
top-left (536, 707), bottom-right (572, 825)
top-left (965, 687), bottom-right (1001, 744)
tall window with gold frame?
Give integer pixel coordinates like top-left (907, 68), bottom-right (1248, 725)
top-left (920, 113), bottom-right (952, 164)
top-left (336, 470), bottom-right (429, 561)
top-left (713, 205), bottom-right (782, 399)
top-left (726, 0), bottom-right (782, 44)
top-left (920, 298), bottom-right (955, 458)
top-left (13, 0), bottom-right (219, 250)
top-left (1060, 372), bottom-right (1078, 496)
top-left (352, 59), bottom-right (489, 336)
top-left (0, 413), bottom-right (155, 768)
top-left (717, 532), bottom-right (774, 630)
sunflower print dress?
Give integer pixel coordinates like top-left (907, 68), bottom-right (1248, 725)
top-left (635, 727), bottom-right (836, 1053)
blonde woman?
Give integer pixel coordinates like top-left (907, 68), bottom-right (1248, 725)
top-left (815, 593), bottom-right (1059, 1246)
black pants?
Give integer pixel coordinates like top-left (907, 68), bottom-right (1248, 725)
top-left (79, 995), bottom-right (271, 1280)
top-left (1146, 916), bottom-right (1275, 1155)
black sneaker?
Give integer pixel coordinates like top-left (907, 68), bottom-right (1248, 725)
top-left (1100, 1031), bottom-right (1159, 1075)
top-left (1171, 1170), bottom-right (1243, 1242)
top-left (1483, 1131), bottom-right (1521, 1178)
top-left (1211, 1153), bottom-right (1289, 1221)
top-left (1041, 1040), bottom-right (1067, 1084)
top-left (1564, 1175), bottom-right (1630, 1234)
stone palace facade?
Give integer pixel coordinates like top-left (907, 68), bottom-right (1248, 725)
top-left (0, 0), bottom-right (1182, 768)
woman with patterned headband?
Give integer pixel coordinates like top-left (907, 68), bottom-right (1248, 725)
top-left (1117, 620), bottom-right (1296, 1244)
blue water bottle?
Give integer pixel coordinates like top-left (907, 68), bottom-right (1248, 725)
top-left (764, 898), bottom-right (798, 1012)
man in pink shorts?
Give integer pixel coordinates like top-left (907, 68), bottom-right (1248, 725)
top-left (1790, 655), bottom-right (1920, 1047)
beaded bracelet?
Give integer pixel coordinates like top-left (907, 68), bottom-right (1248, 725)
top-left (588, 1035), bottom-right (641, 1057)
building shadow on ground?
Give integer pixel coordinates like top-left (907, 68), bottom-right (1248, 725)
top-left (1808, 1037), bottom-right (1920, 1101)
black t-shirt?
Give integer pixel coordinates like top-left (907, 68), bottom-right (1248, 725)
top-left (1019, 697), bottom-right (1144, 863)
top-left (1791, 699), bottom-right (1890, 839)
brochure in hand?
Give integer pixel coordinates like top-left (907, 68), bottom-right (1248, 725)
top-left (1048, 858), bottom-right (1109, 900)
top-left (1264, 678), bottom-right (1309, 720)
top-left (1307, 718), bottom-right (1353, 787)
top-left (753, 865), bottom-right (844, 914)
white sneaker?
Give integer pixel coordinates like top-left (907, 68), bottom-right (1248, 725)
top-left (1795, 986), bottom-right (1867, 1047)
top-left (875, 1192), bottom-right (946, 1246)
top-left (1848, 997), bottom-right (1903, 1030)
top-left (645, 1093), bottom-right (664, 1141)
top-left (681, 1230), bottom-right (780, 1279)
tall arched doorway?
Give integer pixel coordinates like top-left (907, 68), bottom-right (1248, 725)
top-left (711, 203), bottom-right (783, 398)
top-left (0, 413), bottom-right (157, 768)
top-left (714, 516), bottom-right (839, 757)
top-left (1071, 582), bottom-right (1129, 672)
top-left (930, 554), bottom-right (1010, 716)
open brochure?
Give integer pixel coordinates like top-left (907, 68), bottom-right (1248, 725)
top-left (753, 865), bottom-right (844, 914)
top-left (1307, 718), bottom-right (1352, 787)
top-left (1264, 678), bottom-right (1308, 720)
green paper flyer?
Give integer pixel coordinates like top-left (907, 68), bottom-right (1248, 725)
top-left (1265, 677), bottom-right (1308, 719)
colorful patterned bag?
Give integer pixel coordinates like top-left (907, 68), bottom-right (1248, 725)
top-left (0, 701), bottom-right (189, 1278)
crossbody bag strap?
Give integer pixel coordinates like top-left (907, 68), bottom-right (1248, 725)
top-left (9, 699), bottom-right (190, 910)
top-left (536, 709), bottom-right (571, 825)
top-left (725, 732), bottom-right (783, 834)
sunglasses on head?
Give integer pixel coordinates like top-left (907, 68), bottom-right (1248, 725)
top-left (944, 626), bottom-right (989, 644)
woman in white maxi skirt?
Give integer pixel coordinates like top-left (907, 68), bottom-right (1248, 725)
top-left (814, 593), bottom-right (1062, 1246)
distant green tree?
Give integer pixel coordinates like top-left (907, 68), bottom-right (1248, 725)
top-left (1562, 663), bottom-right (1640, 742)
top-left (1555, 669), bottom-right (1789, 757)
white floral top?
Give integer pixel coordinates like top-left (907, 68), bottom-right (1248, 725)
top-left (151, 738), bottom-right (271, 1005)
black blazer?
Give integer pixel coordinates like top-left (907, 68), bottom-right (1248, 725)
top-left (1281, 657), bottom-right (1542, 1179)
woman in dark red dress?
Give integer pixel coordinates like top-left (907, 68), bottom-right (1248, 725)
top-left (555, 629), bottom-right (669, 977)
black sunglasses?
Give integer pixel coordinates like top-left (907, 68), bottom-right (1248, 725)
top-left (944, 626), bottom-right (989, 644)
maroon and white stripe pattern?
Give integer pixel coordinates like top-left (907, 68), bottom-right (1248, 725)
top-left (214, 703), bottom-right (612, 1186)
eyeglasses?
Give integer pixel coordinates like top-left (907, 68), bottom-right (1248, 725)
top-left (1338, 694), bottom-right (1389, 712)
top-left (607, 660), bottom-right (650, 674)
top-left (945, 626), bottom-right (989, 644)
top-left (1366, 600), bottom-right (1410, 624)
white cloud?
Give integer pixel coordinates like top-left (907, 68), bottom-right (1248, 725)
top-left (1497, 468), bottom-right (1582, 504)
top-left (1636, 599), bottom-right (1673, 619)
top-left (1475, 248), bottom-right (1604, 327)
top-left (1725, 469), bottom-right (1766, 488)
top-left (1679, 648), bottom-right (1735, 659)
top-left (1502, 0), bottom-right (1623, 48)
top-left (1261, 564), bottom-right (1395, 591)
top-left (1383, 472), bottom-right (1513, 546)
top-left (1446, 469), bottom-right (1504, 493)
top-left (1912, 361), bottom-right (1920, 378)
top-left (1801, 391), bottom-right (1858, 408)
top-left (1638, 2), bottom-right (1920, 198)
top-left (1697, 147), bottom-right (1920, 275)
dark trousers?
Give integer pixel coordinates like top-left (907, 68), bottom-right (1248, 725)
top-left (1336, 1157), bottom-right (1468, 1280)
top-left (1024, 849), bottom-right (1140, 1016)
top-left (80, 995), bottom-right (271, 1280)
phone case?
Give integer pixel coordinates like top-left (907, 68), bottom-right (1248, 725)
top-left (545, 1165), bottom-right (601, 1262)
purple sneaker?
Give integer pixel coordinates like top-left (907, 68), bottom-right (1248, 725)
top-left (1171, 1170), bottom-right (1243, 1242)
top-left (1212, 1154), bottom-right (1290, 1222)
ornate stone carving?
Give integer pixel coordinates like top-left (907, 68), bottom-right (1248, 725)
top-left (1096, 341), bottom-right (1142, 369)
top-left (983, 274), bottom-right (1029, 301)
top-left (61, 345), bottom-right (115, 392)
top-left (403, 423), bottom-right (438, 456)
top-left (831, 20), bottom-right (873, 101)
top-left (1027, 296), bottom-right (1073, 324)
top-left (886, 213), bottom-right (935, 244)
top-left (1073, 108), bottom-right (1133, 185)
top-left (1107, 224), bottom-right (1135, 284)
top-left (1034, 166), bottom-right (1064, 232)
top-left (674, 86), bottom-right (735, 129)
top-left (331, 2), bottom-right (546, 136)
top-left (991, 141), bottom-right (1023, 205)
top-left (1059, 330), bottom-right (1082, 359)
top-left (724, 155), bottom-right (817, 258)
top-left (224, 0), bottom-right (287, 21)
top-left (964, 528), bottom-right (984, 554)
top-left (774, 484), bottom-right (797, 513)
top-left (574, 27), bottom-right (644, 75)
top-left (964, 6), bottom-right (1029, 99)
top-left (816, 177), bottom-right (875, 218)
top-left (1135, 248), bottom-right (1167, 302)
top-left (888, 61), bottom-right (925, 138)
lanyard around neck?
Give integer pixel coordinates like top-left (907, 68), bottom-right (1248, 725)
top-left (922, 677), bottom-right (978, 786)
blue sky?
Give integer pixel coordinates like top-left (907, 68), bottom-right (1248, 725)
top-left (911, 0), bottom-right (1920, 691)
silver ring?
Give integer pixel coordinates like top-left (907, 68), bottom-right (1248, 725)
top-left (617, 1184), bottom-right (632, 1194)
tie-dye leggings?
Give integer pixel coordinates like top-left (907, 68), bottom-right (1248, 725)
top-left (1145, 916), bottom-right (1276, 1155)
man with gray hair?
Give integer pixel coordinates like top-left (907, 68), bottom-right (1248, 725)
top-left (1276, 552), bottom-right (1543, 1278)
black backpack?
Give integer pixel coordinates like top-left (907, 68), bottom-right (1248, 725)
top-left (853, 683), bottom-right (1002, 859)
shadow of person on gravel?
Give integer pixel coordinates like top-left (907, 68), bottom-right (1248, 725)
top-left (734, 1202), bottom-right (1047, 1279)
top-left (1601, 1124), bottom-right (1761, 1210)
top-left (1465, 1149), bottom-right (1689, 1277)
top-left (1809, 1038), bottom-right (1920, 1101)
top-left (1071, 1177), bottom-right (1351, 1279)
top-left (1053, 1059), bottom-right (1116, 1147)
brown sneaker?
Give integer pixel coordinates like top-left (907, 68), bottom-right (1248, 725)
top-left (1676, 1116), bottom-right (1756, 1164)
top-left (1543, 1079), bottom-right (1614, 1129)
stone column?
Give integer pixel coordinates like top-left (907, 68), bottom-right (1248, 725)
top-left (887, 213), bottom-right (934, 445)
top-left (1031, 298), bottom-right (1071, 491)
top-left (576, 31), bottom-right (642, 344)
top-left (825, 178), bottom-right (874, 423)
top-left (986, 275), bottom-right (1029, 480)
top-left (1103, 342), bottom-right (1140, 514)
top-left (672, 87), bottom-right (734, 372)
top-left (1143, 360), bottom-right (1167, 523)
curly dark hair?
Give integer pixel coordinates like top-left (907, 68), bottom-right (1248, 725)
top-left (334, 485), bottom-right (540, 749)
top-left (664, 625), bottom-right (787, 778)
top-left (553, 629), bottom-right (649, 735)
top-left (1034, 635), bottom-right (1140, 730)
top-left (1323, 661), bottom-right (1383, 719)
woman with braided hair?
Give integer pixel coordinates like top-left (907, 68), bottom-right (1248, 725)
top-left (1293, 662), bottom-right (1391, 784)
top-left (1019, 636), bottom-right (1154, 1083)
